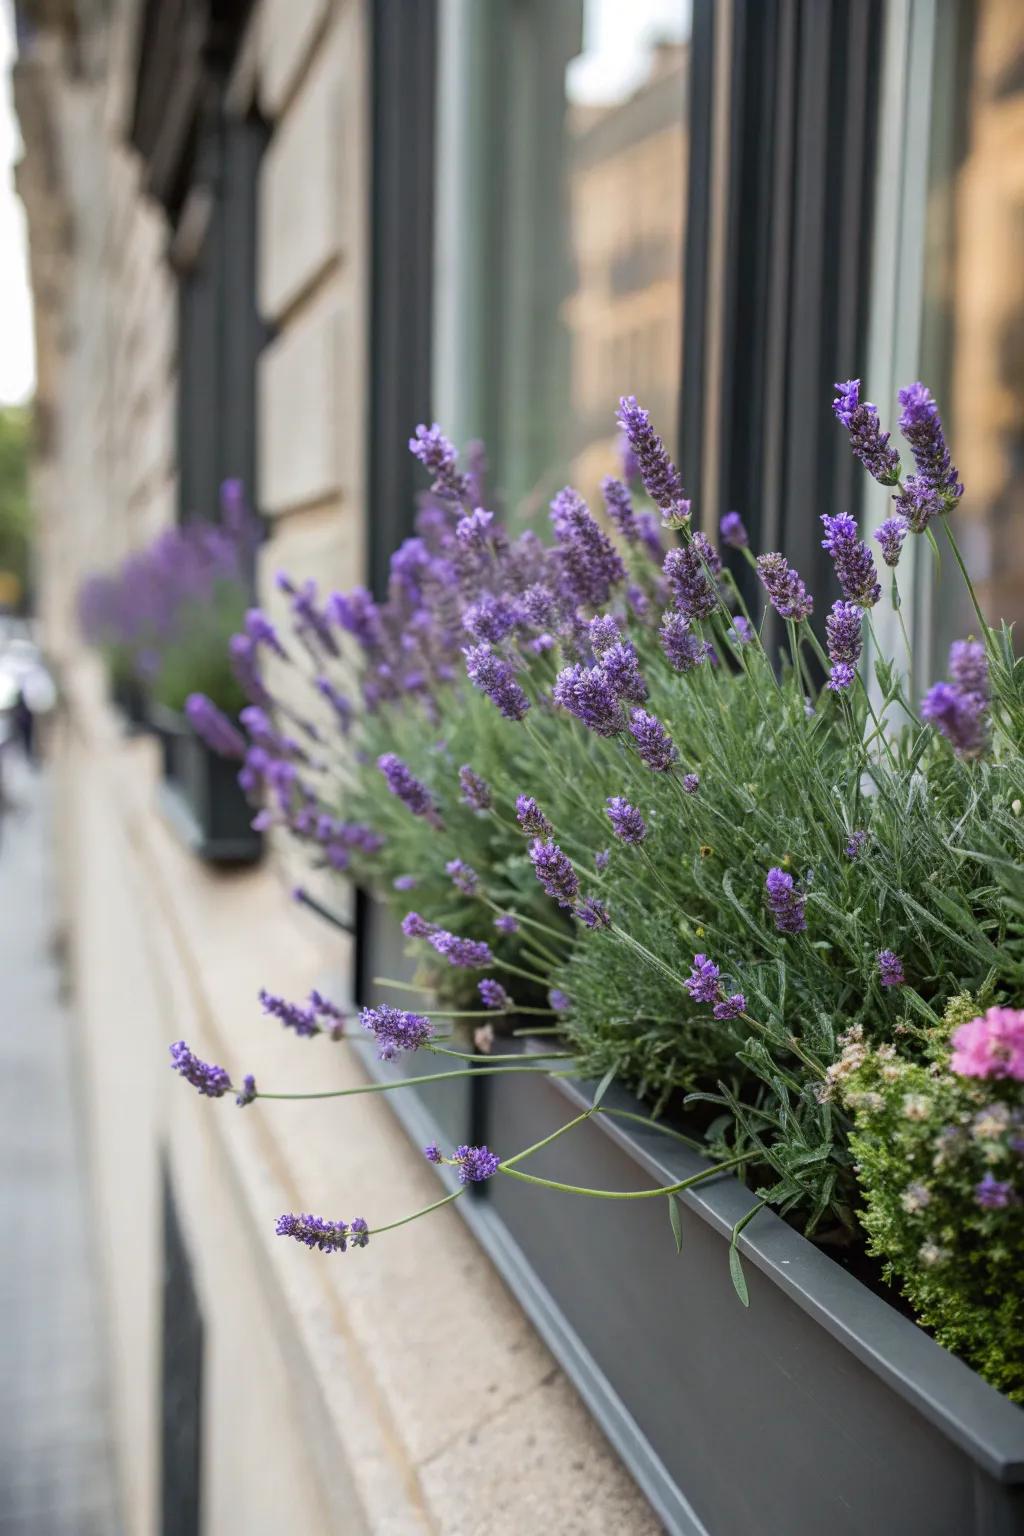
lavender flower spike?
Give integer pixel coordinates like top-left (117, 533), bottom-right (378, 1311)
top-left (529, 838), bottom-right (580, 908)
top-left (820, 513), bottom-right (880, 608)
top-left (259, 987), bottom-right (319, 1038)
top-left (833, 379), bottom-right (901, 486)
top-left (185, 694), bottom-right (246, 759)
top-left (874, 518), bottom-right (907, 569)
top-left (601, 477), bottom-right (638, 543)
top-left (464, 643), bottom-right (531, 721)
top-left (825, 600), bottom-right (863, 692)
top-left (897, 383), bottom-right (963, 507)
top-left (575, 896), bottom-right (611, 929)
top-left (453, 1144), bottom-right (501, 1183)
top-left (408, 422), bottom-right (469, 501)
top-left (765, 867), bottom-right (807, 934)
top-left (428, 930), bottom-right (494, 969)
top-left (685, 954), bottom-right (721, 1004)
top-left (170, 1040), bottom-right (231, 1098)
top-left (552, 663), bottom-right (622, 738)
top-left (479, 979), bottom-right (512, 1012)
top-left (606, 796), bottom-right (647, 845)
top-left (663, 541), bottom-right (718, 622)
top-left (719, 511), bottom-right (748, 548)
top-left (515, 796), bottom-right (552, 837)
top-left (378, 753), bottom-right (440, 822)
top-left (276, 1213), bottom-right (364, 1254)
top-left (446, 859), bottom-right (479, 896)
top-left (660, 610), bottom-right (709, 673)
top-left (616, 396), bottom-right (684, 510)
top-left (629, 709), bottom-right (678, 772)
top-left (458, 764), bottom-right (492, 811)
top-left (361, 1004), bottom-right (434, 1060)
top-left (756, 553), bottom-right (814, 621)
top-left (877, 950), bottom-right (905, 989)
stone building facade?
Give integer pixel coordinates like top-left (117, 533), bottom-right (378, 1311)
top-left (12, 3), bottom-right (661, 1532)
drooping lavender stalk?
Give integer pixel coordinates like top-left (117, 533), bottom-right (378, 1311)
top-left (169, 1041), bottom-right (231, 1097)
top-left (259, 988), bottom-right (320, 1038)
top-left (361, 1004), bottom-right (434, 1060)
top-left (428, 930), bottom-right (494, 969)
top-left (479, 980), bottom-right (512, 1012)
top-left (275, 1213), bottom-right (366, 1253)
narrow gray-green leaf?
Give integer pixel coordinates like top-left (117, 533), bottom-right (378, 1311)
top-left (668, 1194), bottom-right (683, 1254)
top-left (592, 1065), bottom-right (617, 1108)
top-left (728, 1243), bottom-right (749, 1307)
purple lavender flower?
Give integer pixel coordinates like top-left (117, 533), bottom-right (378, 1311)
top-left (350, 1217), bottom-right (369, 1248)
top-left (479, 979), bottom-right (512, 1012)
top-left (685, 953), bottom-right (721, 1004)
top-left (874, 518), bottom-right (907, 569)
top-left (464, 594), bottom-right (517, 643)
top-left (921, 642), bottom-right (990, 758)
top-left (756, 554), bottom-right (814, 622)
top-left (628, 709), bottom-right (678, 772)
top-left (328, 587), bottom-right (384, 653)
top-left (455, 507), bottom-right (494, 550)
top-left (682, 773), bottom-right (700, 794)
top-left (458, 764), bottom-right (492, 812)
top-left (553, 663), bottom-right (623, 737)
top-left (424, 1142), bottom-right (443, 1164)
top-left (616, 396), bottom-right (684, 510)
top-left (378, 753), bottom-right (440, 821)
top-left (494, 913), bottom-right (520, 935)
top-left (975, 1173), bottom-right (1014, 1210)
top-left (601, 477), bottom-right (638, 543)
top-left (550, 487), bottom-right (625, 609)
top-left (276, 1213), bottom-right (361, 1254)
top-left (243, 608), bottom-right (286, 658)
top-left (877, 950), bottom-right (905, 989)
top-left (393, 875), bottom-right (417, 891)
top-left (529, 839), bottom-right (580, 908)
top-left (235, 1074), bottom-right (257, 1108)
top-left (549, 989), bottom-right (570, 1013)
top-left (663, 540), bottom-right (718, 622)
top-left (845, 830), bottom-right (868, 859)
top-left (464, 643), bottom-right (530, 721)
top-left (728, 616), bottom-right (755, 646)
top-left (185, 694), bottom-right (246, 759)
top-left (453, 1144), bottom-right (501, 1183)
top-left (259, 988), bottom-right (320, 1038)
top-left (446, 859), bottom-right (479, 896)
top-left (595, 849), bottom-right (610, 871)
top-left (315, 675), bottom-right (353, 731)
top-left (833, 379), bottom-right (901, 485)
top-left (765, 867), bottom-right (807, 934)
top-left (428, 929), bottom-right (494, 969)
top-left (229, 633), bottom-right (271, 706)
top-left (606, 796), bottom-right (647, 845)
top-left (575, 897), bottom-right (611, 929)
top-left (820, 513), bottom-right (881, 607)
top-left (660, 611), bottom-right (710, 672)
top-left (409, 423), bottom-right (469, 501)
top-left (949, 639), bottom-right (989, 698)
top-left (825, 600), bottom-right (864, 692)
top-left (515, 796), bottom-right (552, 837)
top-left (588, 615), bottom-right (622, 657)
top-left (720, 511), bottom-right (748, 548)
top-left (600, 641), bottom-right (648, 703)
top-left (169, 1040), bottom-right (231, 1098)
top-left (713, 994), bottom-right (746, 1021)
top-left (898, 383), bottom-right (962, 507)
top-left (361, 1004), bottom-right (434, 1060)
top-left (402, 911), bottom-right (437, 939)
top-left (894, 477), bottom-right (945, 534)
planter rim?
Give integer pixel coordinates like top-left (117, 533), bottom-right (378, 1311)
top-left (535, 1060), bottom-right (1024, 1482)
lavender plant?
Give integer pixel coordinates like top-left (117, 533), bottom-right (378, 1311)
top-left (178, 386), bottom-right (1024, 1393)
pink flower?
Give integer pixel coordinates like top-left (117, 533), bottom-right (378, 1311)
top-left (950, 1007), bottom-right (1024, 1082)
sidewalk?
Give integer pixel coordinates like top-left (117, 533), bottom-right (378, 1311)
top-left (0, 755), bottom-right (120, 1536)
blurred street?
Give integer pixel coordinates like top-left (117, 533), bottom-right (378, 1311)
top-left (0, 755), bottom-right (119, 1536)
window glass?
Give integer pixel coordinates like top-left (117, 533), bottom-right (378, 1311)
top-left (924, 0), bottom-right (1024, 659)
top-left (498, 0), bottom-right (690, 520)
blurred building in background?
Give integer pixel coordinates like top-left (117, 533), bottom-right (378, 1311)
top-left (9, 1), bottom-right (1024, 1533)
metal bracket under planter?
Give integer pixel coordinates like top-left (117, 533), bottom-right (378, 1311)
top-left (353, 1037), bottom-right (1024, 1536)
top-left (156, 724), bottom-right (261, 866)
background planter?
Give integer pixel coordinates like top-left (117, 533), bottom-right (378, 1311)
top-left (155, 709), bottom-right (261, 865)
top-left (354, 1025), bottom-right (1024, 1536)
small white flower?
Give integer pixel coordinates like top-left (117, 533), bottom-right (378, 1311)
top-left (900, 1182), bottom-right (931, 1213)
top-left (918, 1241), bottom-right (949, 1267)
top-left (902, 1093), bottom-right (932, 1121)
